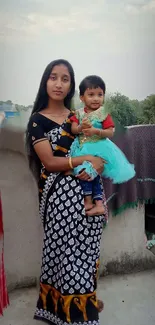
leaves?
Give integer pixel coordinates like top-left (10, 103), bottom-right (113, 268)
top-left (140, 95), bottom-right (155, 124)
top-left (105, 92), bottom-right (137, 127)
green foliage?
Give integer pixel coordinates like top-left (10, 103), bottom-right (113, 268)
top-left (138, 95), bottom-right (155, 124)
top-left (105, 92), bottom-right (138, 127)
top-left (105, 93), bottom-right (155, 126)
top-left (71, 90), bottom-right (83, 111)
top-left (15, 104), bottom-right (32, 112)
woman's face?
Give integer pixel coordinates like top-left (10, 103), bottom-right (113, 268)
top-left (47, 64), bottom-right (71, 101)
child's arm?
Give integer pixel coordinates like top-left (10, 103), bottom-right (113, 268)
top-left (83, 114), bottom-right (114, 139)
top-left (70, 115), bottom-right (91, 135)
top-left (71, 121), bottom-right (82, 135)
top-left (97, 127), bottom-right (114, 138)
top-left (70, 115), bottom-right (81, 135)
top-left (83, 127), bottom-right (114, 138)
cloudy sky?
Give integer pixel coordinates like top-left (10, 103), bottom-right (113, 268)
top-left (0, 0), bottom-right (155, 105)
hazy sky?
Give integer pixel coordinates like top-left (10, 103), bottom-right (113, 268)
top-left (0, 0), bottom-right (155, 105)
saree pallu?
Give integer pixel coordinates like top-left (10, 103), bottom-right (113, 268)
top-left (0, 194), bottom-right (9, 316)
top-left (34, 172), bottom-right (107, 325)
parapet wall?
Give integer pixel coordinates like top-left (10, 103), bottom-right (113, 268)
top-left (0, 126), bottom-right (154, 291)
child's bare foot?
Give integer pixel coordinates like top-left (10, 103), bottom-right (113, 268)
top-left (87, 200), bottom-right (105, 216)
top-left (86, 205), bottom-right (105, 216)
top-left (84, 196), bottom-right (94, 211)
top-left (85, 202), bottom-right (94, 211)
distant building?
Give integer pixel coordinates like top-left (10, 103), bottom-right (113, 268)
top-left (0, 102), bottom-right (15, 112)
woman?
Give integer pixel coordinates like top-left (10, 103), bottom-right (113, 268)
top-left (0, 194), bottom-right (9, 316)
top-left (26, 59), bottom-right (107, 325)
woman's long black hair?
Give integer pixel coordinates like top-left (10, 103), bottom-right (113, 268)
top-left (25, 59), bottom-right (75, 181)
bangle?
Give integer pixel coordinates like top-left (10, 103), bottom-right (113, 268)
top-left (98, 129), bottom-right (102, 137)
top-left (77, 125), bottom-right (82, 134)
top-left (69, 157), bottom-right (73, 169)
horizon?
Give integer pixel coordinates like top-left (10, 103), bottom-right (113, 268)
top-left (0, 0), bottom-right (155, 105)
top-left (0, 90), bottom-right (154, 108)
top-left (0, 88), bottom-right (154, 107)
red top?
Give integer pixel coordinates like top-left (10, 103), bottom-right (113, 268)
top-left (70, 108), bottom-right (114, 129)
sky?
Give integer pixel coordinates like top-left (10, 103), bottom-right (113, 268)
top-left (0, 0), bottom-right (155, 105)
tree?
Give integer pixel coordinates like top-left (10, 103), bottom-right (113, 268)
top-left (139, 95), bottom-right (155, 124)
top-left (105, 92), bottom-right (138, 127)
top-left (130, 99), bottom-right (143, 121)
top-left (6, 100), bottom-right (12, 105)
top-left (15, 104), bottom-right (32, 112)
top-left (71, 90), bottom-right (82, 111)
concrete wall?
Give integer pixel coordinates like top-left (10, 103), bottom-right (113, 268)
top-left (100, 206), bottom-right (155, 275)
top-left (0, 127), bottom-right (155, 291)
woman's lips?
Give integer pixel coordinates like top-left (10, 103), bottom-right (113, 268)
top-left (53, 91), bottom-right (63, 95)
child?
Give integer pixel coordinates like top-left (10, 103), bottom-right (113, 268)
top-left (70, 75), bottom-right (135, 216)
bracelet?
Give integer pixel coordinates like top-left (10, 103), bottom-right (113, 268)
top-left (77, 125), bottom-right (82, 134)
top-left (69, 157), bottom-right (73, 169)
top-left (98, 129), bottom-right (102, 137)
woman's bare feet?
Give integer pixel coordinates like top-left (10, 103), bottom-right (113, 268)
top-left (97, 299), bottom-right (104, 313)
top-left (86, 200), bottom-right (105, 216)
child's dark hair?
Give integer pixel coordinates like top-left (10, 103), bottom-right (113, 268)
top-left (79, 75), bottom-right (106, 96)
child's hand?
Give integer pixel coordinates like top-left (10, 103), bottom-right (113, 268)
top-left (81, 118), bottom-right (92, 130)
top-left (83, 127), bottom-right (97, 137)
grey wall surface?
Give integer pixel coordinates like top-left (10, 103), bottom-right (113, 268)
top-left (0, 127), bottom-right (154, 291)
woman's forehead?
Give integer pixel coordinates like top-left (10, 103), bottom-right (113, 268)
top-left (51, 64), bottom-right (70, 75)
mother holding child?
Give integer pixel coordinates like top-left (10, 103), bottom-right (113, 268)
top-left (26, 59), bottom-right (135, 325)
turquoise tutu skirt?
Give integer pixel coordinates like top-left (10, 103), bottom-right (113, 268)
top-left (70, 137), bottom-right (135, 184)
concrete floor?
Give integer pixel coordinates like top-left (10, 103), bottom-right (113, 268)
top-left (1, 271), bottom-right (155, 325)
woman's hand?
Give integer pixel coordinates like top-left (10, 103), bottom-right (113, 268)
top-left (88, 156), bottom-right (106, 175)
top-left (65, 168), bottom-right (93, 181)
top-left (76, 156), bottom-right (106, 181)
top-left (76, 169), bottom-right (92, 181)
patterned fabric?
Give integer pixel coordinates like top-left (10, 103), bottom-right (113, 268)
top-left (0, 193), bottom-right (9, 316)
top-left (28, 113), bottom-right (108, 325)
top-left (146, 232), bottom-right (155, 255)
top-left (70, 109), bottom-right (114, 130)
top-left (104, 125), bottom-right (155, 215)
top-left (75, 107), bottom-right (108, 124)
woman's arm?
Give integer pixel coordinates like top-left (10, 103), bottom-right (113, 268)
top-left (33, 140), bottom-right (105, 175)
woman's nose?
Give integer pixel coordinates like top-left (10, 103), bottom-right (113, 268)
top-left (55, 78), bottom-right (62, 88)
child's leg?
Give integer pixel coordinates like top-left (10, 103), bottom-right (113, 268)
top-left (79, 180), bottom-right (94, 211)
top-left (87, 176), bottom-right (105, 216)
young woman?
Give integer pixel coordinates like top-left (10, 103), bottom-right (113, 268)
top-left (26, 59), bottom-right (107, 325)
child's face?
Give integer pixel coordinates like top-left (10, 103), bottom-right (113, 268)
top-left (80, 87), bottom-right (104, 110)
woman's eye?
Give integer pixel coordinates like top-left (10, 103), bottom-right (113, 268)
top-left (63, 77), bottom-right (69, 82)
top-left (50, 75), bottom-right (56, 80)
